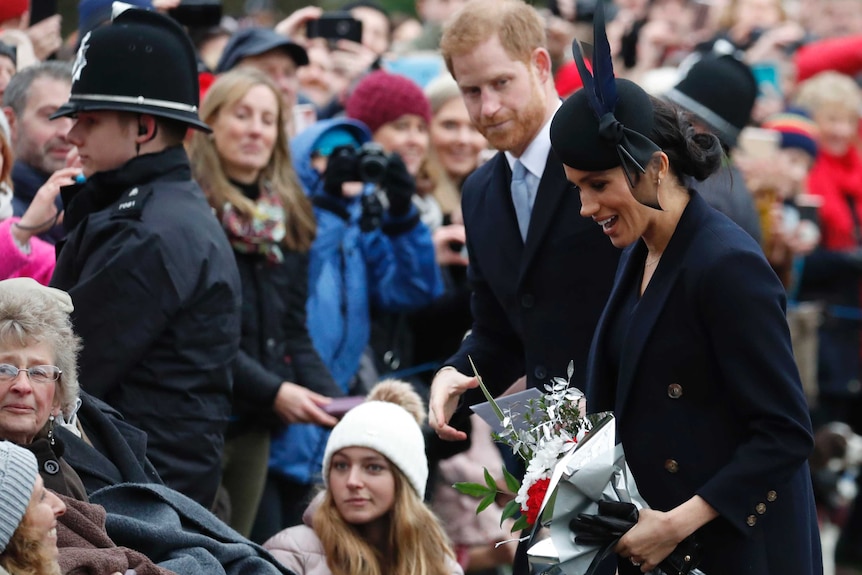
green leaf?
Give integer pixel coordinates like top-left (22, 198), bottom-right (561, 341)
top-left (453, 481), bottom-right (494, 498)
top-left (468, 355), bottom-right (505, 422)
top-left (511, 514), bottom-right (530, 533)
top-left (503, 467), bottom-right (521, 494)
top-left (484, 467), bottom-right (497, 491)
top-left (501, 499), bottom-right (521, 525)
top-left (477, 492), bottom-right (496, 513)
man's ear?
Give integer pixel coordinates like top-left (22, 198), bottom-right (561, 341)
top-left (135, 114), bottom-right (157, 142)
top-left (531, 47), bottom-right (552, 85)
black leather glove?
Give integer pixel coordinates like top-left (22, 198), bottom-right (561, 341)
top-left (380, 152), bottom-right (415, 218)
top-left (570, 501), bottom-right (703, 575)
top-left (570, 501), bottom-right (639, 545)
top-left (359, 192), bottom-right (384, 233)
top-left (323, 145), bottom-right (359, 198)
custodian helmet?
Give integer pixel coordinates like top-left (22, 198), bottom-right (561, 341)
top-left (52, 4), bottom-right (211, 132)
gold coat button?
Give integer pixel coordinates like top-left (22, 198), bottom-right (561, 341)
top-left (746, 515), bottom-right (757, 527)
top-left (667, 383), bottom-right (683, 399)
top-left (756, 503), bottom-right (767, 514)
top-left (664, 459), bottom-right (679, 473)
top-left (767, 490), bottom-right (777, 502)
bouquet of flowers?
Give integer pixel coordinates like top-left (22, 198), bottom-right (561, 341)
top-left (453, 359), bottom-right (598, 533)
top-left (455, 359), bottom-right (706, 575)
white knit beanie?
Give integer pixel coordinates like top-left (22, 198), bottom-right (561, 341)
top-left (322, 382), bottom-right (428, 499)
top-left (0, 441), bottom-right (38, 553)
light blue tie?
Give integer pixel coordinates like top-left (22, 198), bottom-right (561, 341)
top-left (511, 160), bottom-right (536, 241)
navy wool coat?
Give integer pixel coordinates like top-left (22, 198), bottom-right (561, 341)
top-left (447, 148), bottom-right (620, 401)
top-left (587, 192), bottom-right (822, 575)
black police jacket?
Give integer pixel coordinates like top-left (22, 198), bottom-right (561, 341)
top-left (52, 146), bottom-right (241, 508)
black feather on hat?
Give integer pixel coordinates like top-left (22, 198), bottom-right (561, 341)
top-left (550, 0), bottom-right (662, 205)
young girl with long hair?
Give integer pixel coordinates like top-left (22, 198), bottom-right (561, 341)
top-left (263, 380), bottom-right (463, 575)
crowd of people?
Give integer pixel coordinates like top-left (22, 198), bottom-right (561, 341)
top-left (0, 0), bottom-right (861, 572)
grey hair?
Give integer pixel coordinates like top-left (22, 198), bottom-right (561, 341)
top-left (2, 61), bottom-right (72, 117)
top-left (0, 289), bottom-right (80, 418)
top-left (424, 73), bottom-right (462, 115)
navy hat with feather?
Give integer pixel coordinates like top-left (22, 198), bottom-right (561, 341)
top-left (550, 0), bottom-right (661, 193)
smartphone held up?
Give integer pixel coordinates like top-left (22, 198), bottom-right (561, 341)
top-left (306, 12), bottom-right (363, 44)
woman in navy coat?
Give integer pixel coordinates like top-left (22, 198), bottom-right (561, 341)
top-left (549, 72), bottom-right (822, 573)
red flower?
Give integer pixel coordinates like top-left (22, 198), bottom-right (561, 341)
top-left (523, 477), bottom-right (551, 526)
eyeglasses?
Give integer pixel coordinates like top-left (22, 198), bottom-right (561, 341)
top-left (0, 364), bottom-right (62, 385)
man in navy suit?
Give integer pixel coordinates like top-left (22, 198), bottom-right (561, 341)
top-left (429, 0), bottom-right (620, 442)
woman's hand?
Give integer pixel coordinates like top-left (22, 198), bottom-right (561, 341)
top-left (275, 6), bottom-right (324, 42)
top-left (273, 382), bottom-right (339, 427)
top-left (26, 14), bottom-right (62, 61)
top-left (614, 508), bottom-right (682, 572)
top-left (12, 166), bottom-right (80, 245)
top-left (617, 496), bottom-right (718, 573)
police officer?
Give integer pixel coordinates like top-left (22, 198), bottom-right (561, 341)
top-left (49, 5), bottom-right (241, 509)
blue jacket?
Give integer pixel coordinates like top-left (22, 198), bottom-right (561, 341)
top-left (269, 118), bottom-right (443, 484)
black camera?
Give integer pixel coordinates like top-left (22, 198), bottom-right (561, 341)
top-left (356, 143), bottom-right (389, 184)
top-left (330, 142), bottom-right (389, 185)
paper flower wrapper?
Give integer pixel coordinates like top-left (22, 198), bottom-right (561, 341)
top-left (526, 414), bottom-right (706, 575)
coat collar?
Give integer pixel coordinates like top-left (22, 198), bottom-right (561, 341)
top-left (62, 146), bottom-right (192, 232)
top-left (590, 191), bottom-right (712, 419)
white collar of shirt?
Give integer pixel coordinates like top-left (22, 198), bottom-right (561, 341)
top-left (505, 99), bottom-right (563, 181)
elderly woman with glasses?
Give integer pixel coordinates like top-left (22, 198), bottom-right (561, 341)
top-left (0, 278), bottom-right (86, 499)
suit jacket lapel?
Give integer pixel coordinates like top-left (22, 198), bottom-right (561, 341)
top-left (518, 150), bottom-right (569, 285)
top-left (614, 193), bottom-right (709, 420)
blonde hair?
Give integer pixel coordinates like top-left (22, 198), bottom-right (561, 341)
top-left (793, 71), bottom-right (862, 117)
top-left (717, 0), bottom-right (786, 31)
top-left (0, 498), bottom-right (62, 575)
top-left (417, 153), bottom-right (461, 216)
top-left (313, 466), bottom-right (456, 575)
top-left (0, 132), bottom-right (12, 189)
top-left (440, 0), bottom-right (546, 76)
top-left (424, 74), bottom-right (462, 115)
top-left (188, 68), bottom-right (316, 252)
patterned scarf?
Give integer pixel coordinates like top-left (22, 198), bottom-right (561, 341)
top-left (221, 183), bottom-right (286, 263)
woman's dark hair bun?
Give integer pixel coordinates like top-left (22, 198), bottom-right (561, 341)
top-left (650, 97), bottom-right (725, 182)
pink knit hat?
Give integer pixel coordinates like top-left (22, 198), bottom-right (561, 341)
top-left (0, 0), bottom-right (29, 23)
top-left (345, 70), bottom-right (432, 134)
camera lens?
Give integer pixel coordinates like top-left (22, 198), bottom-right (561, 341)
top-left (357, 143), bottom-right (389, 184)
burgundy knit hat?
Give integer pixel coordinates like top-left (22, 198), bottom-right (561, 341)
top-left (345, 70), bottom-right (432, 134)
top-left (0, 0), bottom-right (29, 23)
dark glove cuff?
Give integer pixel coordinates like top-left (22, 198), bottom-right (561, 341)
top-left (381, 212), bottom-right (420, 236)
top-left (312, 195), bottom-right (351, 221)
